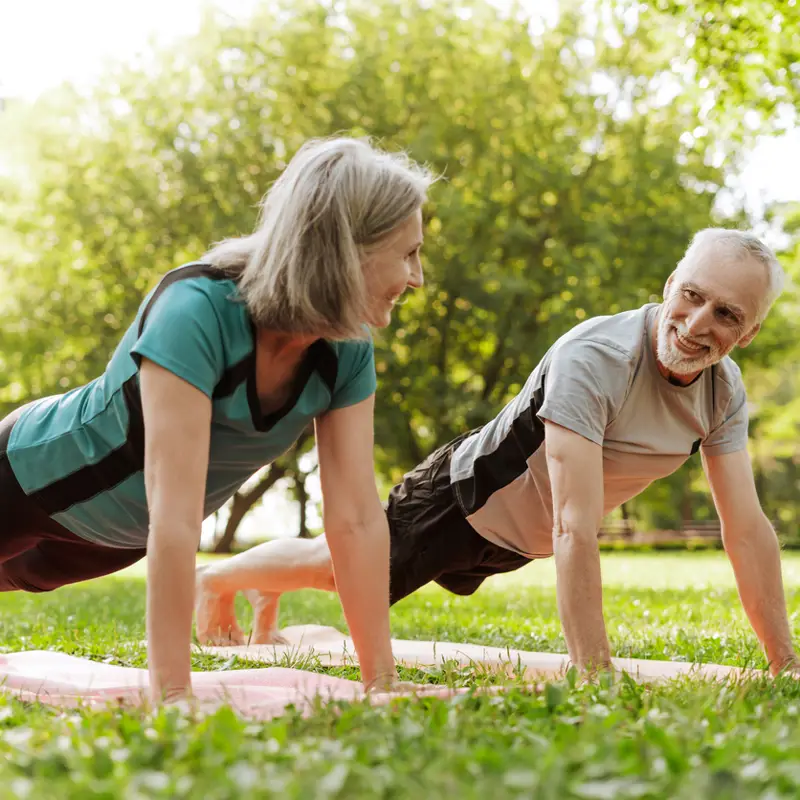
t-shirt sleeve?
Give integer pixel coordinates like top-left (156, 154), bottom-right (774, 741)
top-left (329, 335), bottom-right (377, 411)
top-left (536, 339), bottom-right (633, 446)
top-left (130, 280), bottom-right (226, 398)
top-left (701, 384), bottom-right (749, 456)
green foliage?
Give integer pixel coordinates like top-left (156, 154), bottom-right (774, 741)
top-left (654, 0), bottom-right (800, 131)
top-left (0, 0), bottom-right (797, 530)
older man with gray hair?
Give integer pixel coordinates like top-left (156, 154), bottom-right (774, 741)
top-left (196, 228), bottom-right (800, 677)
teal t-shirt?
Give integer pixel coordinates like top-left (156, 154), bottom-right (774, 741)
top-left (7, 263), bottom-right (377, 548)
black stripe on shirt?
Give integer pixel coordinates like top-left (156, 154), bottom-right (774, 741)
top-left (452, 385), bottom-right (546, 516)
top-left (29, 374), bottom-right (145, 515)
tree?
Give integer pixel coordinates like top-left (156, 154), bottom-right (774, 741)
top-left (0, 0), bottom-right (774, 538)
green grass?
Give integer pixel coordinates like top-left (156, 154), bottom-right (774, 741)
top-left (3, 551), bottom-right (800, 798)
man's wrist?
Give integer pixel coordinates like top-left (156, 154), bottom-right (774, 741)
top-left (768, 651), bottom-right (800, 676)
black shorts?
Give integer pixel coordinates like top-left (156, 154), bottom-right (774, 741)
top-left (387, 431), bottom-right (531, 605)
top-left (0, 408), bottom-right (147, 592)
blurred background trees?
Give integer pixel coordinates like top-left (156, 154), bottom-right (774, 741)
top-left (2, 0), bottom-right (799, 548)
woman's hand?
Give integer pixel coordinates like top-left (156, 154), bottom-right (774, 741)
top-left (139, 358), bottom-right (212, 704)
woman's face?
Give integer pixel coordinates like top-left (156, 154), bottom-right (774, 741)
top-left (363, 209), bottom-right (424, 328)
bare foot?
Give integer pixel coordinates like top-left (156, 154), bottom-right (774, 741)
top-left (243, 590), bottom-right (289, 645)
top-left (249, 628), bottom-right (291, 646)
top-left (195, 568), bottom-right (246, 646)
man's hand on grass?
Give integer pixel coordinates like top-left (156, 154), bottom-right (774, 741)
top-left (771, 654), bottom-right (800, 679)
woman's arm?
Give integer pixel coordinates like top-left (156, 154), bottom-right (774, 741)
top-left (139, 357), bottom-right (212, 703)
top-left (314, 395), bottom-right (396, 689)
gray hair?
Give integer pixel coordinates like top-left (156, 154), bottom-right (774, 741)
top-left (205, 137), bottom-right (434, 339)
top-left (675, 228), bottom-right (785, 322)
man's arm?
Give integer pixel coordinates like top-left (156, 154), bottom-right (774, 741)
top-left (545, 420), bottom-right (611, 672)
top-left (314, 395), bottom-right (397, 690)
top-left (703, 448), bottom-right (798, 675)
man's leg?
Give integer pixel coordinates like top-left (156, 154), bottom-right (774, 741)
top-left (195, 535), bottom-right (335, 645)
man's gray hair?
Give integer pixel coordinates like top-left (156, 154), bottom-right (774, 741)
top-left (205, 136), bottom-right (434, 340)
top-left (676, 228), bottom-right (785, 322)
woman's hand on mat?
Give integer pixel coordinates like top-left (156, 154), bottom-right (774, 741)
top-left (363, 672), bottom-right (419, 694)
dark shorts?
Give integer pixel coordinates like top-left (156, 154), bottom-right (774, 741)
top-left (387, 431), bottom-right (531, 605)
top-left (0, 408), bottom-right (146, 592)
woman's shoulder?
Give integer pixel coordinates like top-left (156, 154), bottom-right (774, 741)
top-left (139, 262), bottom-right (245, 324)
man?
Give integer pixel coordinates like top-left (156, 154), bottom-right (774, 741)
top-left (196, 228), bottom-right (800, 676)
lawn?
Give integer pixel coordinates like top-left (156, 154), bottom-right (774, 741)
top-left (3, 551), bottom-right (800, 798)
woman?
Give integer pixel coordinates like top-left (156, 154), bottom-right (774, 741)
top-left (0, 136), bottom-right (433, 703)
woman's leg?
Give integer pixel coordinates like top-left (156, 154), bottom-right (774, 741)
top-left (0, 539), bottom-right (146, 592)
top-left (195, 535), bottom-right (335, 645)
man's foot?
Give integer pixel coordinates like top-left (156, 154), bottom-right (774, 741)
top-left (195, 566), bottom-right (246, 646)
top-left (243, 590), bottom-right (289, 645)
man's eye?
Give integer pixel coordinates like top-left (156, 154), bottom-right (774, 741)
top-left (683, 289), bottom-right (699, 301)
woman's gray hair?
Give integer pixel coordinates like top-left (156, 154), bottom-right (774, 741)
top-left (205, 136), bottom-right (434, 339)
top-left (676, 228), bottom-right (786, 322)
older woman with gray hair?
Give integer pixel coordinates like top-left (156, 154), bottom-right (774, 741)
top-left (0, 137), bottom-right (433, 702)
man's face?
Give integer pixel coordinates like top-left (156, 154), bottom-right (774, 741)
top-left (656, 251), bottom-right (766, 378)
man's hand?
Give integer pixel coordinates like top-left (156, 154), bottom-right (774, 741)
top-left (770, 654), bottom-right (800, 679)
top-left (544, 421), bottom-right (611, 672)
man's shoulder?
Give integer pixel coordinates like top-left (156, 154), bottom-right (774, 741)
top-left (714, 354), bottom-right (746, 397)
top-left (549, 304), bottom-right (655, 365)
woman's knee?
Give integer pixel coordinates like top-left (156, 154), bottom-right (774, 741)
top-left (0, 564), bottom-right (57, 593)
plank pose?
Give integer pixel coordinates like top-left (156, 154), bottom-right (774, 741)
top-left (0, 137), bottom-right (434, 700)
top-left (197, 229), bottom-right (800, 676)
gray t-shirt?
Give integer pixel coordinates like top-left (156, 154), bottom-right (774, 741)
top-left (450, 304), bottom-right (748, 558)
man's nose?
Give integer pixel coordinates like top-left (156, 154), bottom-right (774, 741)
top-left (685, 304), bottom-right (713, 336)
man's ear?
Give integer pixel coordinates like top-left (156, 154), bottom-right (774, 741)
top-left (739, 323), bottom-right (761, 348)
top-left (663, 271), bottom-right (676, 299)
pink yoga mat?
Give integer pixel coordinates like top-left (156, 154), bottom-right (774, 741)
top-left (1, 626), bottom-right (756, 719)
top-left (0, 650), bottom-right (489, 719)
top-left (201, 625), bottom-right (755, 683)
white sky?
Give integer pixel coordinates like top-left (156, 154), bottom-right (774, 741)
top-left (2, 0), bottom-right (799, 542)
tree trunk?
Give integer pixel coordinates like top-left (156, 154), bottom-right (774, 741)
top-left (213, 464), bottom-right (288, 553)
top-left (211, 426), bottom-right (314, 553)
top-left (680, 468), bottom-right (695, 530)
top-left (296, 471), bottom-right (311, 538)
top-left (619, 502), bottom-right (633, 537)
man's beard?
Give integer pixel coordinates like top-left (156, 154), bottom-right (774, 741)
top-left (656, 314), bottom-right (723, 375)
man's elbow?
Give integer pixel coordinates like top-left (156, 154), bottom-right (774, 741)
top-left (552, 511), bottom-right (600, 549)
top-left (721, 512), bottom-right (777, 551)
